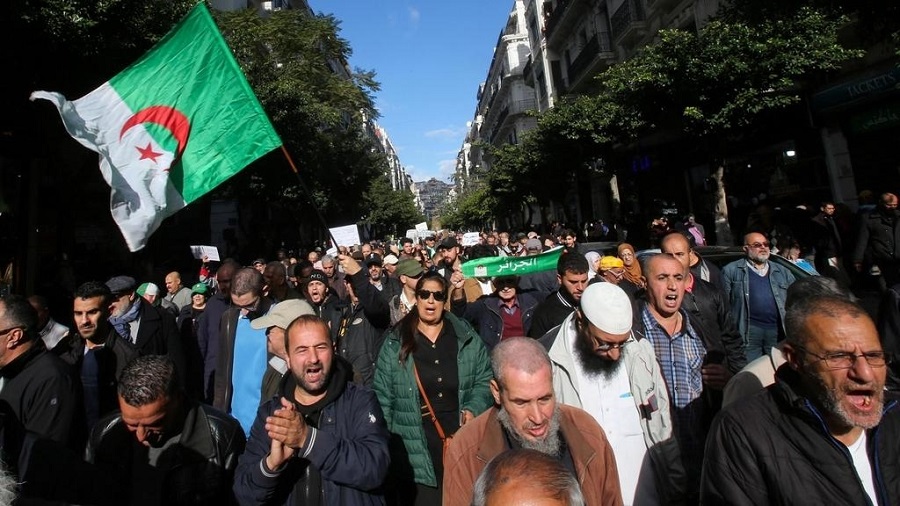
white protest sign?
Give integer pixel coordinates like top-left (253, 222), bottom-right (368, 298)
top-left (329, 224), bottom-right (362, 248)
top-left (190, 245), bottom-right (220, 262)
top-left (415, 222), bottom-right (428, 234)
top-left (461, 232), bottom-right (481, 247)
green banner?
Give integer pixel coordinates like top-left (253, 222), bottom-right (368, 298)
top-left (461, 247), bottom-right (564, 278)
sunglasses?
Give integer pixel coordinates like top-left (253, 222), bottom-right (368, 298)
top-left (416, 289), bottom-right (447, 302)
top-left (746, 242), bottom-right (770, 249)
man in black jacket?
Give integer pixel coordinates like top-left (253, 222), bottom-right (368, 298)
top-left (853, 192), bottom-right (900, 287)
top-left (528, 253), bottom-right (589, 338)
top-left (661, 232), bottom-right (746, 375)
top-left (87, 355), bottom-right (245, 505)
top-left (62, 281), bottom-right (139, 433)
top-left (0, 295), bottom-right (78, 472)
top-left (702, 295), bottom-right (899, 505)
top-left (213, 267), bottom-right (274, 436)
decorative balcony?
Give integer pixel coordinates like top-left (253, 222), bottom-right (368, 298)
top-left (567, 32), bottom-right (614, 88)
top-left (611, 0), bottom-right (647, 44)
top-left (543, 0), bottom-right (571, 40)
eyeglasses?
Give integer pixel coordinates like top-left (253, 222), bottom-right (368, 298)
top-left (746, 242), bottom-right (770, 249)
top-left (416, 289), bottom-right (447, 302)
top-left (592, 334), bottom-right (634, 352)
top-left (794, 344), bottom-right (891, 369)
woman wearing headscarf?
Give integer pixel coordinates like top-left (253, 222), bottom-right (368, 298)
top-left (374, 272), bottom-right (493, 505)
top-left (618, 243), bottom-right (644, 288)
top-left (584, 251), bottom-right (601, 280)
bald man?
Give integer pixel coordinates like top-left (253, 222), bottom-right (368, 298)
top-left (722, 232), bottom-right (796, 362)
top-left (164, 271), bottom-right (192, 311)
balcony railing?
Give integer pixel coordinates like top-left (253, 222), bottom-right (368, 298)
top-left (611, 0), bottom-right (646, 41)
top-left (543, 0), bottom-right (571, 39)
top-left (567, 32), bottom-right (612, 84)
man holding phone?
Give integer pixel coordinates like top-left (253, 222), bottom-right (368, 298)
top-left (634, 254), bottom-right (737, 502)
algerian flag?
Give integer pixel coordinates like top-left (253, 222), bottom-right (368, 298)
top-left (31, 3), bottom-right (281, 251)
top-left (460, 246), bottom-right (564, 278)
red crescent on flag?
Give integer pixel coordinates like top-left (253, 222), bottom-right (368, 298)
top-left (120, 106), bottom-right (191, 160)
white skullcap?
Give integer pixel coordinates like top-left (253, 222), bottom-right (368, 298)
top-left (580, 282), bottom-right (632, 334)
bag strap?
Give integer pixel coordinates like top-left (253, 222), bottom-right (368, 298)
top-left (413, 363), bottom-right (448, 441)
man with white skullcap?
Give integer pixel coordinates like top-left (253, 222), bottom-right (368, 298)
top-left (539, 282), bottom-right (685, 506)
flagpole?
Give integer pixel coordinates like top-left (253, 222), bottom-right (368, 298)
top-left (281, 146), bottom-right (340, 252)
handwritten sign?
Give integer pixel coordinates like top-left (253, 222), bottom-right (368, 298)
top-left (461, 232), bottom-right (481, 247)
top-left (329, 224), bottom-right (362, 248)
top-left (190, 245), bottom-right (220, 262)
top-left (461, 247), bottom-right (564, 278)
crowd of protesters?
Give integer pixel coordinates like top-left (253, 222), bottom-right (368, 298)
top-left (0, 207), bottom-right (898, 505)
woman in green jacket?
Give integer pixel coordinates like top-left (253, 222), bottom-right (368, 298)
top-left (374, 272), bottom-right (493, 505)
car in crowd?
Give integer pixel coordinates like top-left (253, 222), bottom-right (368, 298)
top-left (634, 245), bottom-right (818, 279)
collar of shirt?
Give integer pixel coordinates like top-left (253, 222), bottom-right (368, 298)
top-left (400, 290), bottom-right (415, 309)
top-left (497, 297), bottom-right (519, 312)
top-left (745, 259), bottom-right (770, 276)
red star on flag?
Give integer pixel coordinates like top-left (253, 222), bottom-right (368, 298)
top-left (136, 142), bottom-right (163, 163)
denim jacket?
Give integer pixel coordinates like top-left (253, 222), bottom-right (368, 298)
top-left (721, 259), bottom-right (796, 343)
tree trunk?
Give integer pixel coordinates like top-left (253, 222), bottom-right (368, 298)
top-left (713, 163), bottom-right (733, 246)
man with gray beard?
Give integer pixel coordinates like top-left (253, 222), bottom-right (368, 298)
top-left (442, 338), bottom-right (622, 506)
top-left (702, 295), bottom-right (900, 505)
top-left (541, 282), bottom-right (685, 506)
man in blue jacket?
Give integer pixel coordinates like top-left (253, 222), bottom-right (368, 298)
top-left (233, 315), bottom-right (390, 506)
top-left (722, 232), bottom-right (796, 361)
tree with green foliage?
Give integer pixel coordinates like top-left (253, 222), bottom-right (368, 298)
top-left (440, 183), bottom-right (495, 231)
top-left (360, 174), bottom-right (425, 239)
top-left (213, 8), bottom-right (385, 228)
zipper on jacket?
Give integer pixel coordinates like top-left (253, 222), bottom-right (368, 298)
top-left (871, 400), bottom-right (897, 506)
top-left (804, 399), bottom-right (879, 505)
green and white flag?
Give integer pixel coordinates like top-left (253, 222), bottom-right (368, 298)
top-left (31, 3), bottom-right (281, 251)
top-left (461, 247), bottom-right (564, 278)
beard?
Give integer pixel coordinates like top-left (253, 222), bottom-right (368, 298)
top-left (497, 405), bottom-right (563, 457)
top-left (574, 327), bottom-right (624, 380)
top-left (800, 365), bottom-right (884, 431)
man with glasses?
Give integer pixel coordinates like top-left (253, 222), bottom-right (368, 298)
top-left (0, 295), bottom-right (77, 474)
top-left (213, 267), bottom-right (273, 436)
top-left (722, 231), bottom-right (796, 361)
top-left (462, 276), bottom-right (540, 350)
top-left (702, 295), bottom-right (900, 505)
top-left (540, 282), bottom-right (683, 505)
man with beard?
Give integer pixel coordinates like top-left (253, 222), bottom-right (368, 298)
top-left (702, 295), bottom-right (900, 504)
top-left (722, 232), bottom-right (796, 361)
top-left (234, 315), bottom-right (390, 505)
top-left (443, 338), bottom-right (622, 506)
top-left (528, 253), bottom-right (589, 338)
top-left (540, 282), bottom-right (683, 505)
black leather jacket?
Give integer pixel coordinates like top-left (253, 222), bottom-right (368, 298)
top-left (213, 297), bottom-right (274, 412)
top-left (86, 400), bottom-right (246, 505)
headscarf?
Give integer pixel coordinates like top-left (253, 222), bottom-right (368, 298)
top-left (584, 251), bottom-right (601, 280)
top-left (618, 243), bottom-right (643, 286)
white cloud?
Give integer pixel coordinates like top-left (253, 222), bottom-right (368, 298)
top-left (438, 159), bottom-right (457, 177)
top-left (408, 6), bottom-right (420, 25)
top-left (424, 126), bottom-right (466, 139)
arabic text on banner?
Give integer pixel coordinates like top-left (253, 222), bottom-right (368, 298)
top-left (460, 247), bottom-right (563, 278)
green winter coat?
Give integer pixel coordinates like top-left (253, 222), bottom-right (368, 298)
top-left (373, 312), bottom-right (494, 487)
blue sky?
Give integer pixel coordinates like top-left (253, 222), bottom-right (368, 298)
top-left (315, 1), bottom-right (515, 183)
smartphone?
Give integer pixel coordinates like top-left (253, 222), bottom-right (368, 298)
top-left (703, 350), bottom-right (725, 366)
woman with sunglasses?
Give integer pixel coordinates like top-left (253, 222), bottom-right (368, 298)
top-left (374, 272), bottom-right (493, 505)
